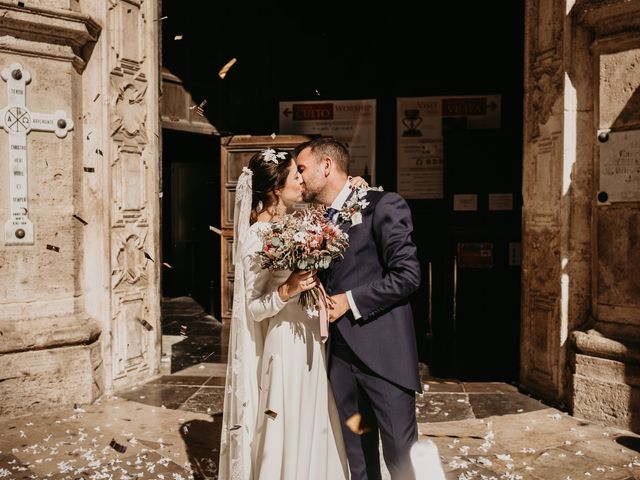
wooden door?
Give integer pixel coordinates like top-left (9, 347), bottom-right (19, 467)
top-left (220, 135), bottom-right (309, 324)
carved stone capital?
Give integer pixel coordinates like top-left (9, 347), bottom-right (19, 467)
top-left (0, 1), bottom-right (100, 72)
top-left (576, 0), bottom-right (640, 39)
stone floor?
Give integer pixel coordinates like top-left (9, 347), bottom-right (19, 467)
top-left (0, 296), bottom-right (639, 479)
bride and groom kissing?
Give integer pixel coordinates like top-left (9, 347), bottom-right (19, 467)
top-left (219, 137), bottom-right (422, 480)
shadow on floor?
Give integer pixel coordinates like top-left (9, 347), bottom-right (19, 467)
top-left (161, 296), bottom-right (226, 372)
top-left (180, 415), bottom-right (223, 480)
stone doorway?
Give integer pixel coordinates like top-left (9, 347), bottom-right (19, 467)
top-left (158, 1), bottom-right (525, 382)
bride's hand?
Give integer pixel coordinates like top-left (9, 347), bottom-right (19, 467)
top-left (348, 176), bottom-right (369, 189)
top-left (278, 270), bottom-right (316, 301)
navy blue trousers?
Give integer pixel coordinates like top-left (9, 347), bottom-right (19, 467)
top-left (329, 329), bottom-right (417, 480)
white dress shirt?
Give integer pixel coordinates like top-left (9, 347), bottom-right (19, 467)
top-left (329, 181), bottom-right (363, 320)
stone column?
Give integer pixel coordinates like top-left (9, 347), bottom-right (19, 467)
top-left (0, 1), bottom-right (101, 416)
top-left (521, 0), bottom-right (593, 406)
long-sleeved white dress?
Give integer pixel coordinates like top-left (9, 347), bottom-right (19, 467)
top-left (245, 222), bottom-right (348, 480)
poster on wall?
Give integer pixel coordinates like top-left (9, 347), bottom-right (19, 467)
top-left (396, 95), bottom-right (501, 199)
top-left (279, 99), bottom-right (376, 185)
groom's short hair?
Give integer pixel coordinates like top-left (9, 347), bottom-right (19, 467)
top-left (295, 137), bottom-right (350, 174)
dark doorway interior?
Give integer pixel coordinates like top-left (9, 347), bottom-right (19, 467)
top-left (161, 129), bottom-right (220, 314)
top-left (160, 2), bottom-right (525, 381)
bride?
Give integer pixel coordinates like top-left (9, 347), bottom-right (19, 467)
top-left (219, 148), bottom-right (365, 480)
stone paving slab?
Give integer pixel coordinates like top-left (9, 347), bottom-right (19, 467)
top-left (467, 391), bottom-right (547, 418)
top-left (0, 397), bottom-right (216, 479)
top-left (420, 409), bottom-right (640, 480)
top-left (417, 392), bottom-right (475, 423)
top-left (119, 384), bottom-right (201, 410)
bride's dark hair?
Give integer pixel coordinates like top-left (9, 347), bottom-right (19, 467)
top-left (247, 148), bottom-right (294, 224)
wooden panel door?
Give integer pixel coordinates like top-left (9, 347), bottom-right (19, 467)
top-left (220, 135), bottom-right (309, 324)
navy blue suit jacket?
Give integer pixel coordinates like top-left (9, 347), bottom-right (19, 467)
top-left (325, 190), bottom-right (421, 392)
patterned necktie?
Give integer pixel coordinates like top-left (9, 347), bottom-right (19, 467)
top-left (326, 207), bottom-right (338, 223)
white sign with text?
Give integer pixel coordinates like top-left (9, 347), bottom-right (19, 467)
top-left (279, 99), bottom-right (376, 185)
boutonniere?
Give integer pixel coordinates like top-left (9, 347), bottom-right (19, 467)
top-left (337, 186), bottom-right (383, 226)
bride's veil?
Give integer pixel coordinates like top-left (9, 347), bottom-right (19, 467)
top-left (219, 166), bottom-right (265, 479)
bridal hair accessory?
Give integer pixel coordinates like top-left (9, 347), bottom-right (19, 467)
top-left (261, 148), bottom-right (287, 164)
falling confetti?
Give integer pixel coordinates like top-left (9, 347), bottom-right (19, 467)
top-left (109, 438), bottom-right (127, 454)
top-left (264, 409), bottom-right (278, 419)
top-left (73, 214), bottom-right (88, 225)
top-left (218, 58), bottom-right (237, 79)
top-left (138, 318), bottom-right (153, 331)
top-left (174, 35), bottom-right (183, 41)
top-left (345, 413), bottom-right (370, 435)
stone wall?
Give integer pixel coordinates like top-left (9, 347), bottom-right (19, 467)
top-left (569, 0), bottom-right (640, 433)
top-left (0, 0), bottom-right (161, 417)
top-left (523, 0), bottom-right (640, 433)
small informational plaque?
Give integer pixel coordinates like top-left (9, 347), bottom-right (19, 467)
top-left (457, 242), bottom-right (493, 268)
top-left (488, 193), bottom-right (513, 211)
top-left (453, 194), bottom-right (478, 211)
top-left (599, 130), bottom-right (640, 203)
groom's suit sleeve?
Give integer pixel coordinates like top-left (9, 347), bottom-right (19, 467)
top-left (349, 192), bottom-right (421, 321)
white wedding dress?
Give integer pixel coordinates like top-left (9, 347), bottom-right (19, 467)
top-left (219, 220), bottom-right (349, 480)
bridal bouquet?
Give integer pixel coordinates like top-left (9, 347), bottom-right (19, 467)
top-left (255, 205), bottom-right (349, 318)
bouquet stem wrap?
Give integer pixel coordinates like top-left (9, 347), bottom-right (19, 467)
top-left (317, 283), bottom-right (330, 343)
top-left (298, 281), bottom-right (330, 343)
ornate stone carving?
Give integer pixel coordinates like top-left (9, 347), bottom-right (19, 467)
top-left (111, 81), bottom-right (147, 143)
top-left (111, 288), bottom-right (150, 383)
top-left (111, 144), bottom-right (148, 227)
top-left (106, 0), bottom-right (159, 391)
top-left (112, 229), bottom-right (148, 289)
top-left (108, 0), bottom-right (147, 78)
top-left (526, 0), bottom-right (564, 139)
top-left (529, 64), bottom-right (563, 139)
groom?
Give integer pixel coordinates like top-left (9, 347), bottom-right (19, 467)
top-left (296, 137), bottom-right (421, 480)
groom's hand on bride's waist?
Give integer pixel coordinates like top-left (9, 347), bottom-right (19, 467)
top-left (328, 293), bottom-right (350, 322)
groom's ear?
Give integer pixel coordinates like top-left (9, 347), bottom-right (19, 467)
top-left (322, 156), bottom-right (333, 177)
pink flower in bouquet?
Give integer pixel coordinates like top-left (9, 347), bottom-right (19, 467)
top-left (255, 205), bottom-right (349, 317)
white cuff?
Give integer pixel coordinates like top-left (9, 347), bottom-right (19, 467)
top-left (346, 290), bottom-right (362, 320)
